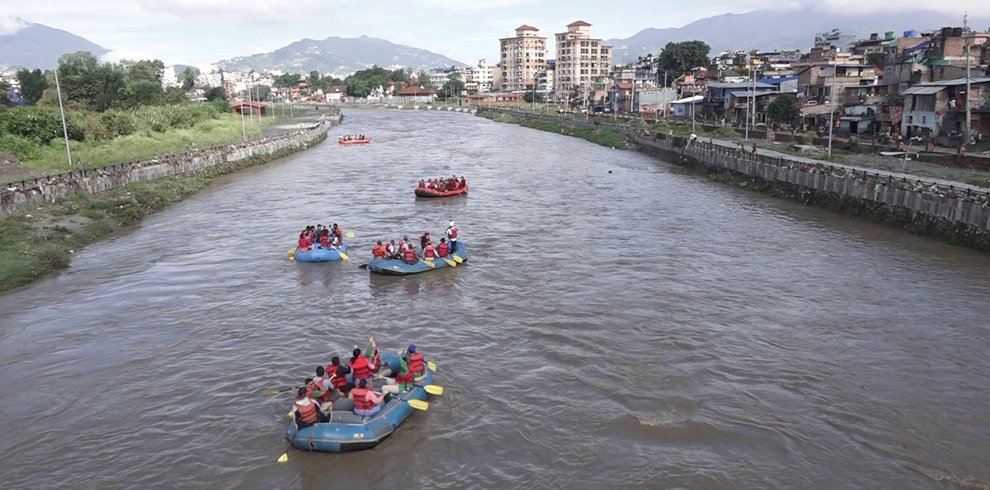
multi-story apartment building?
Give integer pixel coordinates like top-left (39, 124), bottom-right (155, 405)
top-left (499, 25), bottom-right (546, 91)
top-left (464, 59), bottom-right (496, 93)
top-left (554, 20), bottom-right (613, 102)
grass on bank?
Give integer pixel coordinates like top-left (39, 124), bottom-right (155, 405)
top-left (0, 132), bottom-right (323, 293)
top-left (477, 110), bottom-right (628, 148)
top-left (12, 114), bottom-right (270, 175)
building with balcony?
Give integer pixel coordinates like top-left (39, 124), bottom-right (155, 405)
top-left (554, 20), bottom-right (613, 104)
top-left (499, 25), bottom-right (547, 92)
top-left (464, 59), bottom-right (497, 93)
top-left (901, 77), bottom-right (990, 140)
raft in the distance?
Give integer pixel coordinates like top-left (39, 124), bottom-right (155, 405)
top-left (284, 352), bottom-right (435, 453)
top-left (339, 137), bottom-right (372, 145)
top-left (414, 184), bottom-right (468, 198)
top-left (368, 243), bottom-right (467, 275)
top-left (294, 243), bottom-right (349, 262)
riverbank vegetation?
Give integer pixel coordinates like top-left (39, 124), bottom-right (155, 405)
top-left (477, 110), bottom-right (628, 148)
top-left (0, 51), bottom-right (276, 180)
top-left (0, 138), bottom-right (321, 293)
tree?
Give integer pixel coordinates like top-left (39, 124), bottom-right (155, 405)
top-left (15, 69), bottom-right (47, 105)
top-left (439, 72), bottom-right (465, 101)
top-left (866, 52), bottom-right (888, 68)
top-left (767, 94), bottom-right (800, 126)
top-left (56, 51), bottom-right (102, 107)
top-left (255, 85), bottom-right (272, 101)
top-left (204, 86), bottom-right (227, 102)
top-left (657, 41), bottom-right (711, 85)
top-left (181, 67), bottom-right (200, 90)
top-left (523, 84), bottom-right (544, 103)
top-left (273, 73), bottom-right (302, 88)
top-left (416, 70), bottom-right (433, 88)
top-left (0, 79), bottom-right (9, 105)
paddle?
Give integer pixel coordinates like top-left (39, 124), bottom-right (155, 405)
top-left (427, 360), bottom-right (437, 372)
top-left (358, 264), bottom-right (369, 269)
top-left (277, 438), bottom-right (294, 463)
top-left (420, 384), bottom-right (444, 396)
top-left (287, 247), bottom-right (297, 256)
top-left (264, 386), bottom-right (297, 397)
top-left (422, 258), bottom-right (436, 268)
top-left (406, 399), bottom-right (429, 411)
top-left (346, 231), bottom-right (355, 238)
top-left (440, 257), bottom-right (456, 267)
top-left (452, 254), bottom-right (464, 264)
top-left (334, 248), bottom-right (349, 260)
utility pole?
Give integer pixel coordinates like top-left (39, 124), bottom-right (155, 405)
top-left (964, 12), bottom-right (972, 146)
top-left (53, 67), bottom-right (73, 167)
top-left (828, 61), bottom-right (836, 159)
top-left (745, 67), bottom-right (752, 141)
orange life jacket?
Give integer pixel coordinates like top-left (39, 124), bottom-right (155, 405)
top-left (295, 400), bottom-right (319, 424)
top-left (351, 387), bottom-right (373, 411)
top-left (408, 352), bottom-right (425, 375)
top-left (437, 242), bottom-right (449, 257)
top-left (403, 248), bottom-right (417, 263)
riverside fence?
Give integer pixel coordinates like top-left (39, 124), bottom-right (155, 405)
top-left (1, 119), bottom-right (333, 214)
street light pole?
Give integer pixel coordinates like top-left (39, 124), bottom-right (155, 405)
top-left (964, 12), bottom-right (972, 145)
top-left (828, 61), bottom-right (836, 159)
top-left (53, 66), bottom-right (73, 167)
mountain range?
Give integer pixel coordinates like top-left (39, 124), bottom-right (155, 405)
top-left (3, 11), bottom-right (989, 75)
top-left (213, 36), bottom-right (466, 76)
top-left (0, 17), bottom-right (107, 71)
top-left (607, 9), bottom-right (989, 62)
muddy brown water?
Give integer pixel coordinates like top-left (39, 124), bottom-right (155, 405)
top-left (1, 108), bottom-right (989, 489)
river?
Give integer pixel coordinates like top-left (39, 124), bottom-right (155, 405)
top-left (1, 108), bottom-right (989, 489)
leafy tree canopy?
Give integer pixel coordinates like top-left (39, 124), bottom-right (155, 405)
top-left (656, 41), bottom-right (711, 86)
top-left (767, 94), bottom-right (801, 125)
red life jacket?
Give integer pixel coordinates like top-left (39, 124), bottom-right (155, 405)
top-left (403, 248), bottom-right (417, 263)
top-left (424, 245), bottom-right (437, 258)
top-left (351, 356), bottom-right (371, 380)
top-left (398, 240), bottom-right (408, 252)
top-left (329, 365), bottom-right (348, 388)
top-left (447, 227), bottom-right (458, 239)
top-left (320, 235), bottom-right (329, 247)
top-left (437, 242), bottom-right (449, 257)
top-left (372, 244), bottom-right (385, 259)
top-left (298, 236), bottom-right (312, 251)
top-left (370, 352), bottom-right (382, 373)
top-left (396, 366), bottom-right (414, 384)
top-left (295, 400), bottom-right (319, 424)
top-left (351, 387), bottom-right (373, 411)
top-left (385, 243), bottom-right (395, 255)
top-left (408, 352), bottom-right (425, 375)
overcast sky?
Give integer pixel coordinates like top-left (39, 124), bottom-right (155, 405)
top-left (3, 0), bottom-right (987, 68)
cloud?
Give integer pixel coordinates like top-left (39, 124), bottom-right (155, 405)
top-left (138, 0), bottom-right (331, 23)
top-left (0, 16), bottom-right (30, 35)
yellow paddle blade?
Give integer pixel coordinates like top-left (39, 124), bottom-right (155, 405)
top-left (427, 361), bottom-right (437, 372)
top-left (407, 399), bottom-right (429, 411)
top-left (338, 251), bottom-right (349, 260)
top-left (277, 452), bottom-right (288, 463)
top-left (287, 247), bottom-right (297, 256)
top-left (346, 231), bottom-right (355, 238)
top-left (443, 259), bottom-right (456, 267)
top-left (424, 384), bottom-right (444, 396)
top-left (453, 255), bottom-right (464, 264)
top-left (423, 259), bottom-right (435, 268)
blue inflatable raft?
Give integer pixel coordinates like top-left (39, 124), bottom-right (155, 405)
top-left (368, 243), bottom-right (467, 275)
top-left (294, 243), bottom-right (348, 262)
top-left (284, 353), bottom-right (434, 452)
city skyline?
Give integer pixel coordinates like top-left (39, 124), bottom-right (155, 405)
top-left (3, 0), bottom-right (988, 69)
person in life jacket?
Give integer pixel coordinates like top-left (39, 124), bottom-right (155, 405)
top-left (459, 176), bottom-right (467, 188)
top-left (403, 246), bottom-right (418, 264)
top-left (420, 232), bottom-right (430, 251)
top-left (298, 232), bottom-right (313, 252)
top-left (393, 352), bottom-right (416, 393)
top-left (349, 339), bottom-right (377, 388)
top-left (406, 344), bottom-right (426, 378)
top-left (319, 230), bottom-right (330, 248)
top-left (385, 240), bottom-right (397, 259)
top-left (423, 241), bottom-right (438, 260)
top-left (310, 367), bottom-right (334, 404)
top-left (445, 221), bottom-right (458, 255)
top-left (437, 238), bottom-right (450, 257)
top-left (325, 356), bottom-right (354, 397)
top-left (349, 379), bottom-right (389, 417)
top-left (372, 241), bottom-right (386, 259)
top-left (418, 179), bottom-right (426, 188)
top-left (332, 224), bottom-right (343, 243)
top-left (397, 238), bottom-right (408, 254)
top-left (293, 386), bottom-right (328, 430)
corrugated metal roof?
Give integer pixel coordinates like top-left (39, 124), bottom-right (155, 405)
top-left (901, 86), bottom-right (947, 95)
top-left (707, 82), bottom-right (774, 89)
top-left (728, 90), bottom-right (777, 98)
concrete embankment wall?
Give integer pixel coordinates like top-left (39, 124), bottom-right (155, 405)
top-left (1, 119), bottom-right (334, 214)
top-left (486, 110), bottom-right (990, 250)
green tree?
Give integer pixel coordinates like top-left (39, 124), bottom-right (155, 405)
top-left (0, 78), bottom-right (9, 105)
top-left (523, 84), bottom-right (544, 103)
top-left (343, 65), bottom-right (407, 97)
top-left (56, 51), bottom-right (102, 107)
top-left (15, 69), bottom-right (48, 105)
top-left (439, 72), bottom-right (465, 101)
top-left (767, 94), bottom-right (800, 126)
top-left (866, 52), bottom-right (888, 68)
top-left (181, 66), bottom-right (200, 90)
top-left (656, 41), bottom-right (711, 85)
top-left (273, 73), bottom-right (302, 88)
top-left (204, 86), bottom-right (227, 102)
top-left (255, 85), bottom-right (272, 101)
top-left (416, 70), bottom-right (433, 88)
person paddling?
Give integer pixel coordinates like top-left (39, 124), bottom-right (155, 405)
top-left (292, 387), bottom-right (328, 430)
top-left (349, 379), bottom-right (389, 417)
top-left (445, 221), bottom-right (458, 255)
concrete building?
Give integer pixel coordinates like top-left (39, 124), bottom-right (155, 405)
top-left (464, 59), bottom-right (497, 93)
top-left (499, 25), bottom-right (547, 91)
top-left (554, 20), bottom-right (613, 104)
top-left (901, 77), bottom-right (990, 141)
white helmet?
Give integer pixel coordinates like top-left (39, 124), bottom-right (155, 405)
top-left (448, 221), bottom-right (454, 227)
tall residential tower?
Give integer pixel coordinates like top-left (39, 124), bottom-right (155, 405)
top-left (499, 25), bottom-right (547, 91)
top-left (554, 21), bottom-right (612, 101)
